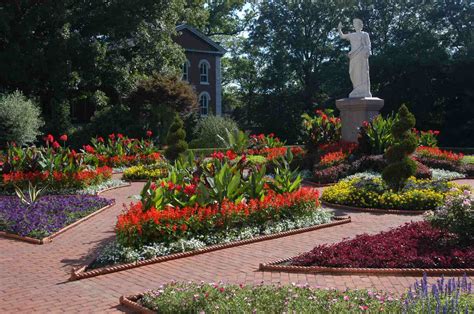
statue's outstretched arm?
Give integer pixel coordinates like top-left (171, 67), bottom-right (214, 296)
top-left (338, 22), bottom-right (348, 40)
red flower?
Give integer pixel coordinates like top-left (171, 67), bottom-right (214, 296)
top-left (52, 141), bottom-right (61, 149)
top-left (268, 133), bottom-right (274, 138)
top-left (83, 145), bottom-right (95, 154)
top-left (211, 151), bottom-right (225, 160)
top-left (146, 130), bottom-right (153, 137)
top-left (150, 183), bottom-right (157, 190)
top-left (180, 224), bottom-right (187, 231)
top-left (362, 121), bottom-right (369, 128)
top-left (433, 130), bottom-right (440, 136)
top-left (44, 134), bottom-right (54, 143)
top-left (59, 134), bottom-right (68, 142)
top-left (225, 150), bottom-right (237, 160)
top-left (117, 133), bottom-right (124, 139)
top-left (109, 133), bottom-right (115, 140)
top-left (97, 136), bottom-right (104, 143)
top-left (184, 184), bottom-right (197, 195)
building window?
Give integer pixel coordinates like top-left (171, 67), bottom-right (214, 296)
top-left (199, 92), bottom-right (210, 116)
top-left (182, 60), bottom-right (190, 81)
top-left (199, 60), bottom-right (210, 84)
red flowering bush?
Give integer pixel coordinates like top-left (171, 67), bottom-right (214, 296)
top-left (1, 135), bottom-right (112, 190)
top-left (84, 131), bottom-right (161, 167)
top-left (302, 109), bottom-right (341, 153)
top-left (248, 133), bottom-right (284, 150)
top-left (291, 221), bottom-right (473, 269)
top-left (2, 166), bottom-right (112, 190)
top-left (413, 129), bottom-right (440, 147)
top-left (116, 187), bottom-right (319, 247)
top-left (416, 146), bottom-right (463, 163)
top-left (319, 151), bottom-right (347, 168)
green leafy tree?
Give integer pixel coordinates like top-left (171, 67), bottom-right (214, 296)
top-left (0, 0), bottom-right (191, 131)
top-left (382, 105), bottom-right (418, 191)
top-left (165, 114), bottom-right (188, 161)
top-left (0, 91), bottom-right (44, 147)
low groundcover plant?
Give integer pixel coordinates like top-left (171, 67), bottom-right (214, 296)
top-left (0, 195), bottom-right (113, 238)
top-left (290, 221), bottom-right (473, 269)
top-left (134, 275), bottom-right (472, 313)
top-left (321, 176), bottom-right (469, 211)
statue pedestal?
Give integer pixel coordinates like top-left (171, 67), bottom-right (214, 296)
top-left (336, 97), bottom-right (384, 143)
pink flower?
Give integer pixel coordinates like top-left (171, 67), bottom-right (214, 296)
top-left (343, 295), bottom-right (350, 301)
top-left (97, 136), bottom-right (104, 143)
top-left (146, 130), bottom-right (153, 137)
top-left (117, 133), bottom-right (124, 139)
top-left (44, 134), bottom-right (54, 143)
top-left (359, 305), bottom-right (369, 311)
top-left (109, 133), bottom-right (115, 140)
top-left (52, 141), bottom-right (61, 149)
top-left (59, 134), bottom-right (68, 142)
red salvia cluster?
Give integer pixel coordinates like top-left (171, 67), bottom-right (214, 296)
top-left (116, 187), bottom-right (319, 246)
top-left (416, 146), bottom-right (464, 162)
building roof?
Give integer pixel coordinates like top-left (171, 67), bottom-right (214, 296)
top-left (176, 24), bottom-right (227, 55)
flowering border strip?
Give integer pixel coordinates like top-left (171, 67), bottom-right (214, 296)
top-left (258, 255), bottom-right (474, 276)
top-left (320, 200), bottom-right (426, 215)
top-left (302, 180), bottom-right (335, 188)
top-left (95, 182), bottom-right (132, 195)
top-left (0, 201), bottom-right (115, 245)
top-left (119, 294), bottom-right (155, 314)
top-left (69, 216), bottom-right (351, 281)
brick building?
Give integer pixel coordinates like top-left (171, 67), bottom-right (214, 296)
top-left (174, 24), bottom-right (226, 116)
top-left (71, 24), bottom-right (225, 122)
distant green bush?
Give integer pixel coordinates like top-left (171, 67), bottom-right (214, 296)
top-left (0, 91), bottom-right (44, 146)
top-left (165, 114), bottom-right (188, 161)
top-left (190, 115), bottom-right (239, 148)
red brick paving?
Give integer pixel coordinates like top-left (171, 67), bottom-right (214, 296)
top-left (0, 178), bottom-right (472, 313)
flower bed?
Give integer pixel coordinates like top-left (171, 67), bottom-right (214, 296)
top-left (2, 166), bottom-right (112, 191)
top-left (122, 163), bottom-right (169, 181)
top-left (83, 132), bottom-right (163, 168)
top-left (320, 176), bottom-right (467, 211)
top-left (416, 146), bottom-right (464, 163)
top-left (1, 138), bottom-right (113, 191)
top-left (0, 195), bottom-right (113, 239)
top-left (120, 275), bottom-right (473, 313)
top-left (290, 221), bottom-right (473, 269)
top-left (116, 187), bottom-right (323, 247)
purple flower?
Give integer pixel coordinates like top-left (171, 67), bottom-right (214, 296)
top-left (0, 195), bottom-right (113, 238)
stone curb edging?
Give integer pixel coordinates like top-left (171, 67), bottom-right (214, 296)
top-left (451, 177), bottom-right (474, 181)
top-left (69, 216), bottom-right (351, 281)
top-left (302, 180), bottom-right (335, 188)
top-left (0, 201), bottom-right (115, 245)
top-left (120, 294), bottom-right (155, 314)
top-left (259, 255), bottom-right (474, 276)
top-left (321, 200), bottom-right (426, 215)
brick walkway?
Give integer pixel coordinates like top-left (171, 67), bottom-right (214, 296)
top-left (0, 178), bottom-right (472, 313)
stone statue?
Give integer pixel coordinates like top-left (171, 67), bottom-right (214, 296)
top-left (338, 18), bottom-right (372, 98)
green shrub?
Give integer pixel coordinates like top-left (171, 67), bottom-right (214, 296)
top-left (0, 91), bottom-right (44, 147)
top-left (382, 105), bottom-right (418, 191)
top-left (427, 191), bottom-right (473, 245)
top-left (190, 115), bottom-right (239, 148)
top-left (165, 114), bottom-right (188, 161)
top-left (357, 114), bottom-right (395, 155)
